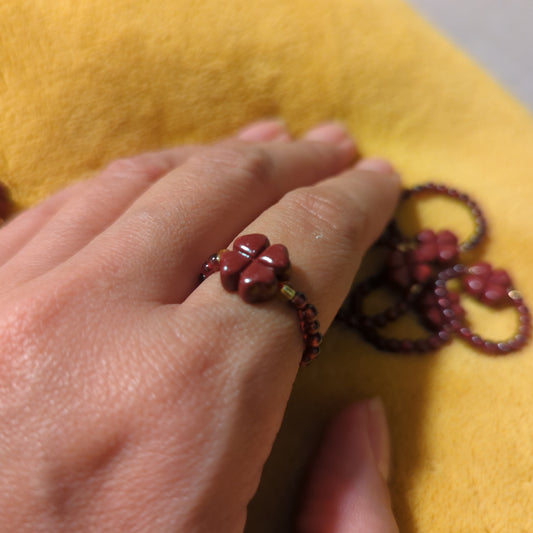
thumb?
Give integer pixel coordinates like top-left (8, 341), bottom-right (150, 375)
top-left (297, 398), bottom-right (399, 533)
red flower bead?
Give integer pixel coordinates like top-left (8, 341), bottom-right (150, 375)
top-left (417, 288), bottom-right (465, 329)
top-left (415, 229), bottom-right (459, 264)
top-left (463, 262), bottom-right (512, 306)
top-left (387, 230), bottom-right (459, 289)
top-left (220, 234), bottom-right (291, 303)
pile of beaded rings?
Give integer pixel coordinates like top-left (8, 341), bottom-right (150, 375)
top-left (337, 183), bottom-right (531, 355)
top-left (199, 234), bottom-right (322, 366)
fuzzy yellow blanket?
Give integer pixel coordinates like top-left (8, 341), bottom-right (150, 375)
top-left (1, 1), bottom-right (532, 531)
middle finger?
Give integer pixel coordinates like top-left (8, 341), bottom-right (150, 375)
top-left (65, 125), bottom-right (357, 303)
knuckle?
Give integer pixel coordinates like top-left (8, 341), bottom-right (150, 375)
top-left (189, 143), bottom-right (275, 183)
top-left (101, 155), bottom-right (167, 182)
top-left (285, 187), bottom-right (370, 248)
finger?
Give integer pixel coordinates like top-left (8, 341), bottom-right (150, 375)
top-left (237, 119), bottom-right (292, 142)
top-left (234, 158), bottom-right (401, 330)
top-left (65, 123), bottom-right (358, 303)
top-left (0, 120), bottom-right (292, 288)
top-left (130, 163), bottom-right (398, 519)
top-left (0, 180), bottom-right (90, 266)
top-left (0, 146), bottom-right (206, 290)
top-left (297, 399), bottom-right (399, 533)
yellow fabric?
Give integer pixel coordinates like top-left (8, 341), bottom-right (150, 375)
top-left (1, 1), bottom-right (532, 531)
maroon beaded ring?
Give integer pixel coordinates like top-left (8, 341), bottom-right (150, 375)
top-left (337, 183), bottom-right (531, 355)
top-left (199, 234), bottom-right (322, 366)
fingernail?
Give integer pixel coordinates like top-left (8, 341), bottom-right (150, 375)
top-left (356, 157), bottom-right (396, 174)
top-left (304, 121), bottom-right (351, 144)
top-left (304, 122), bottom-right (357, 161)
top-left (237, 119), bottom-right (291, 142)
top-left (364, 397), bottom-right (391, 481)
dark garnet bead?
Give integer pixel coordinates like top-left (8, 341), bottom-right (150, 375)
top-left (347, 314), bottom-right (361, 328)
top-left (497, 342), bottom-right (511, 353)
top-left (386, 339), bottom-right (401, 352)
top-left (307, 333), bottom-right (323, 348)
top-left (483, 341), bottom-right (498, 354)
top-left (508, 339), bottom-right (522, 351)
top-left (459, 327), bottom-right (471, 339)
top-left (400, 339), bottom-right (414, 352)
top-left (428, 335), bottom-right (443, 349)
top-left (291, 292), bottom-right (307, 309)
top-left (305, 320), bottom-right (320, 334)
top-left (517, 324), bottom-right (530, 336)
top-left (302, 304), bottom-right (318, 320)
top-left (449, 319), bottom-right (463, 330)
top-left (413, 339), bottom-right (430, 352)
top-left (520, 314), bottom-right (530, 324)
top-left (373, 313), bottom-right (388, 328)
top-left (513, 334), bottom-right (527, 346)
top-left (301, 346), bottom-right (320, 365)
top-left (470, 335), bottom-right (484, 346)
top-left (385, 307), bottom-right (400, 321)
top-left (0, 181), bottom-right (12, 220)
top-left (438, 330), bottom-right (450, 342)
top-left (518, 304), bottom-right (529, 315)
top-left (200, 254), bottom-right (220, 275)
top-left (442, 308), bottom-right (455, 319)
top-left (435, 287), bottom-right (447, 298)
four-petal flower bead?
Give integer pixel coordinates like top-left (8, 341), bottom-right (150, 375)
top-left (219, 234), bottom-right (291, 303)
top-left (387, 229), bottom-right (459, 288)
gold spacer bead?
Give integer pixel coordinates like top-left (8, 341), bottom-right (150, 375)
top-left (508, 289), bottom-right (522, 301)
top-left (279, 283), bottom-right (296, 300)
top-left (216, 249), bottom-right (228, 262)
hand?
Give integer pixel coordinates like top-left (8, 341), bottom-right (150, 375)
top-left (0, 120), bottom-right (400, 532)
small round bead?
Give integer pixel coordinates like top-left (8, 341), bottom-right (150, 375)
top-left (428, 335), bottom-right (443, 349)
top-left (515, 333), bottom-right (528, 344)
top-left (385, 339), bottom-right (401, 352)
top-left (449, 319), bottom-right (463, 330)
top-left (307, 333), bottom-right (323, 348)
top-left (301, 346), bottom-right (320, 365)
top-left (442, 308), bottom-right (455, 319)
top-left (373, 313), bottom-right (388, 328)
top-left (305, 320), bottom-right (320, 334)
top-left (438, 298), bottom-right (450, 308)
top-left (435, 287), bottom-right (447, 298)
top-left (497, 342), bottom-right (511, 353)
top-left (291, 292), bottom-right (307, 309)
top-left (413, 339), bottom-right (430, 352)
top-left (347, 315), bottom-right (361, 328)
top-left (518, 324), bottom-right (530, 336)
top-left (385, 307), bottom-right (400, 320)
top-left (397, 301), bottom-right (409, 313)
top-left (520, 314), bottom-right (531, 324)
top-left (438, 330), bottom-right (450, 342)
top-left (459, 327), bottom-right (472, 339)
top-left (400, 339), bottom-right (414, 352)
top-left (483, 341), bottom-right (498, 354)
top-left (453, 264), bottom-right (466, 274)
top-left (302, 304), bottom-right (318, 320)
top-left (470, 335), bottom-right (484, 346)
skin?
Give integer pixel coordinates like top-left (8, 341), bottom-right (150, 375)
top-left (0, 120), bottom-right (400, 532)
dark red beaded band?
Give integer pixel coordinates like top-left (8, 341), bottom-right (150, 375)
top-left (338, 183), bottom-right (531, 356)
top-left (0, 181), bottom-right (13, 222)
top-left (199, 234), bottom-right (322, 366)
top-left (403, 182), bottom-right (487, 251)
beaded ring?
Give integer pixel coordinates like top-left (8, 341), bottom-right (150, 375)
top-left (199, 234), bottom-right (322, 366)
top-left (0, 182), bottom-right (13, 223)
top-left (337, 183), bottom-right (531, 355)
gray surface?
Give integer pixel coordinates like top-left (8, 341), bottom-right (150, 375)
top-left (406, 0), bottom-right (533, 111)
